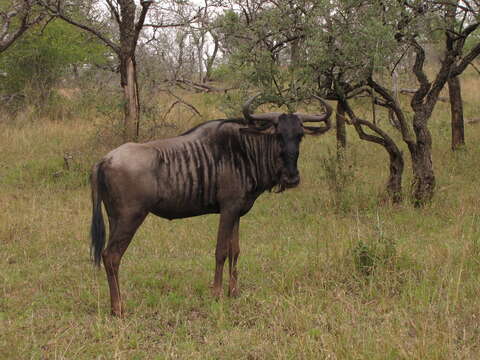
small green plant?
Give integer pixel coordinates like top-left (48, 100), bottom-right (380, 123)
top-left (320, 150), bottom-right (356, 213)
top-left (351, 211), bottom-right (399, 278)
top-left (353, 240), bottom-right (378, 276)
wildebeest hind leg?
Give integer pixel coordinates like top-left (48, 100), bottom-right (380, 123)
top-left (102, 211), bottom-right (147, 317)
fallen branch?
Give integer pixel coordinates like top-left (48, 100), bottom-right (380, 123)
top-left (0, 93), bottom-right (25, 104)
top-left (175, 79), bottom-right (236, 93)
top-left (466, 118), bottom-right (480, 124)
top-left (158, 88), bottom-right (202, 121)
top-left (163, 100), bottom-right (201, 121)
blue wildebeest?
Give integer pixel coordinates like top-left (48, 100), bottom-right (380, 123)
top-left (90, 96), bottom-right (332, 316)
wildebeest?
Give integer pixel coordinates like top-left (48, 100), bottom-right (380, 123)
top-left (90, 96), bottom-right (332, 316)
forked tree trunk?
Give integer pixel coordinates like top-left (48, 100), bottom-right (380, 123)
top-left (352, 118), bottom-right (404, 204)
top-left (121, 56), bottom-right (140, 141)
top-left (203, 34), bottom-right (219, 83)
top-left (336, 101), bottom-right (347, 160)
top-left (448, 75), bottom-right (465, 150)
top-left (339, 97), bottom-right (404, 204)
top-left (411, 114), bottom-right (435, 206)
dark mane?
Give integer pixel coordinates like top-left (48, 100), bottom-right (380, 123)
top-left (180, 118), bottom-right (246, 136)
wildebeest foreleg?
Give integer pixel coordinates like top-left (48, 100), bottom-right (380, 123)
top-left (212, 212), bottom-right (238, 298)
top-left (102, 211), bottom-right (147, 317)
top-left (228, 218), bottom-right (240, 297)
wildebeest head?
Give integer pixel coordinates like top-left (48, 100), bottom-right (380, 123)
top-left (242, 96), bottom-right (332, 191)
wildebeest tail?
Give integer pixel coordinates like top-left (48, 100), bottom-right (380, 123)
top-left (90, 162), bottom-right (106, 267)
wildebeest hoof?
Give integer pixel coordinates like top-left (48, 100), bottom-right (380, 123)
top-left (228, 288), bottom-right (239, 298)
top-left (212, 288), bottom-right (222, 299)
top-left (111, 309), bottom-right (124, 318)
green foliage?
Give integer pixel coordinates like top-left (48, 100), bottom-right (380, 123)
top-left (351, 233), bottom-right (398, 278)
top-left (217, 1), bottom-right (405, 105)
top-left (216, 0), bottom-right (455, 110)
top-left (0, 19), bottom-right (108, 98)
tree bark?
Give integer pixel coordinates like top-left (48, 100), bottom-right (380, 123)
top-left (336, 101), bottom-right (347, 160)
top-left (448, 75), bottom-right (465, 150)
top-left (411, 112), bottom-right (435, 206)
top-left (386, 148), bottom-right (404, 204)
top-left (203, 33), bottom-right (219, 83)
top-left (121, 56), bottom-right (140, 141)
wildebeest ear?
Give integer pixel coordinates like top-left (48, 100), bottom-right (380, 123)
top-left (302, 125), bottom-right (330, 136)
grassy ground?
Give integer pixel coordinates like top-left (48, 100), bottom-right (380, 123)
top-left (1, 79), bottom-right (480, 359)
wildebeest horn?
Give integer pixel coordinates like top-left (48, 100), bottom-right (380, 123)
top-left (242, 95), bottom-right (283, 125)
top-left (294, 96), bottom-right (333, 123)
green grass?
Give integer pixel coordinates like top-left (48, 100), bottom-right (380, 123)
top-left (1, 84), bottom-right (480, 359)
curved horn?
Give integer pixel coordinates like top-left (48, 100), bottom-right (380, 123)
top-left (242, 95), bottom-right (282, 125)
top-left (294, 96), bottom-right (333, 123)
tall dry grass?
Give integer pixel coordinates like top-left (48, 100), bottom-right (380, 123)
top-left (1, 73), bottom-right (480, 359)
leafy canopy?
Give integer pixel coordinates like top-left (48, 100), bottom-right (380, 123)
top-left (0, 19), bottom-right (108, 94)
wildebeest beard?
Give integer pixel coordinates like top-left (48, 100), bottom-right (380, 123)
top-left (272, 183), bottom-right (286, 193)
top-left (272, 174), bottom-right (298, 193)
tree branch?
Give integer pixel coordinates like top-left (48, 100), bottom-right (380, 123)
top-left (133, 1), bottom-right (151, 51)
top-left (143, 12), bottom-right (200, 29)
top-left (410, 39), bottom-right (431, 110)
top-left (0, 0), bottom-right (45, 53)
top-left (368, 77), bottom-right (415, 147)
top-left (38, 0), bottom-right (120, 54)
top-left (452, 41), bottom-right (480, 76)
top-left (105, 0), bottom-right (121, 26)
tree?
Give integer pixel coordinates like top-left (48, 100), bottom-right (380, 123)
top-left (379, 0), bottom-right (480, 204)
top-left (40, 0), bottom-right (196, 141)
top-left (446, 1), bottom-right (479, 151)
top-left (331, 1), bottom-right (480, 205)
top-left (448, 74), bottom-right (465, 150)
top-left (40, 0), bottom-right (153, 141)
top-left (0, 0), bottom-right (44, 53)
top-left (218, 0), bottom-right (480, 206)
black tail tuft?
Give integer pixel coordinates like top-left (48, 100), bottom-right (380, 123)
top-left (90, 163), bottom-right (106, 267)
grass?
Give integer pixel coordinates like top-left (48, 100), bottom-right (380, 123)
top-left (1, 78), bottom-right (480, 359)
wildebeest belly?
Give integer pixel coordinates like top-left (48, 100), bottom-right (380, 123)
top-left (149, 200), bottom-right (220, 220)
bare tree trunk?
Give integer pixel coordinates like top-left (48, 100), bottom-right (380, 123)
top-left (448, 75), bottom-right (465, 150)
top-left (386, 147), bottom-right (404, 204)
top-left (411, 113), bottom-right (435, 206)
top-left (121, 56), bottom-right (140, 141)
top-left (336, 101), bottom-right (346, 160)
top-left (203, 34), bottom-right (219, 83)
top-left (196, 36), bottom-right (204, 83)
